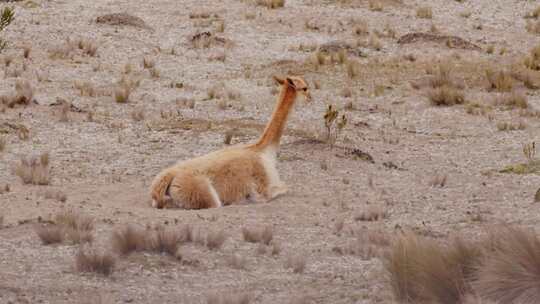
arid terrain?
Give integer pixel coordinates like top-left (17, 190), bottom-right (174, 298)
top-left (1, 0), bottom-right (540, 303)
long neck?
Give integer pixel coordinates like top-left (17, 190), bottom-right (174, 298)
top-left (251, 84), bottom-right (297, 151)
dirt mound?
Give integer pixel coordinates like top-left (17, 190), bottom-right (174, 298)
top-left (397, 32), bottom-right (481, 51)
top-left (96, 13), bottom-right (149, 29)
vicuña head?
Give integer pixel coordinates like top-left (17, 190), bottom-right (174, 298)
top-left (150, 75), bottom-right (311, 209)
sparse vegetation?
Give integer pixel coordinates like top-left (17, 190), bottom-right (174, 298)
top-left (416, 6), bottom-right (433, 19)
top-left (14, 152), bottom-right (51, 185)
top-left (285, 254), bottom-right (306, 273)
top-left (35, 211), bottom-right (94, 245)
top-left (494, 92), bottom-right (529, 109)
top-left (429, 173), bottom-right (448, 187)
top-left (428, 86), bottom-right (464, 106)
top-left (35, 225), bottom-right (63, 245)
top-left (355, 205), bottom-right (387, 221)
top-left (256, 0), bottom-right (285, 9)
top-left (526, 20), bottom-right (540, 34)
top-left (524, 45), bottom-right (540, 71)
top-left (241, 226), bottom-right (273, 245)
top-left (427, 64), bottom-right (465, 106)
top-left (75, 247), bottom-right (115, 276)
top-left (206, 229), bottom-right (227, 250)
top-left (111, 224), bottom-right (193, 256)
top-left (1, 79), bottom-right (35, 108)
top-left (485, 69), bottom-right (514, 92)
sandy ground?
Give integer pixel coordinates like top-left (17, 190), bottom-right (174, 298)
top-left (1, 0), bottom-right (540, 303)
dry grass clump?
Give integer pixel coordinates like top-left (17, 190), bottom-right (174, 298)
top-left (206, 229), bottom-right (227, 250)
top-left (429, 86), bottom-right (465, 106)
top-left (526, 20), bottom-right (540, 34)
top-left (56, 211), bottom-right (94, 244)
top-left (494, 92), bottom-right (529, 109)
top-left (142, 56), bottom-right (155, 69)
top-left (416, 6), bottom-right (433, 19)
top-left (111, 225), bottom-right (148, 255)
top-left (227, 253), bottom-right (248, 270)
top-left (256, 0), bottom-right (285, 9)
top-left (524, 45), bottom-right (540, 71)
top-left (35, 225), bottom-right (64, 245)
top-left (485, 69), bottom-right (514, 92)
top-left (525, 6), bottom-right (540, 19)
top-left (496, 121), bottom-right (526, 131)
top-left (1, 79), bottom-right (35, 108)
top-left (426, 63), bottom-right (465, 106)
top-left (206, 292), bottom-right (252, 304)
top-left (112, 224), bottom-right (193, 256)
top-left (131, 108), bottom-right (145, 121)
top-left (475, 227), bottom-right (540, 304)
top-left (41, 189), bottom-right (68, 202)
top-left (385, 227), bottom-right (540, 304)
top-left (76, 38), bottom-right (98, 57)
top-left (241, 226), bottom-right (273, 245)
top-left (74, 80), bottom-right (97, 97)
top-left (354, 205), bottom-right (387, 221)
top-left (429, 173), bottom-right (448, 187)
top-left (146, 227), bottom-right (185, 256)
top-left (346, 60), bottom-right (359, 78)
top-left (368, 0), bottom-right (383, 12)
top-left (35, 211), bottom-right (94, 245)
top-left (14, 152), bottom-right (50, 185)
top-left (114, 77), bottom-right (139, 103)
top-left (75, 247), bottom-right (115, 276)
top-left (285, 254), bottom-right (306, 274)
top-left (384, 232), bottom-right (481, 303)
top-left (22, 45), bottom-right (31, 59)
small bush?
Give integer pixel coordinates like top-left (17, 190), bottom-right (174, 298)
top-left (241, 226), bottom-right (273, 245)
top-left (35, 225), bottom-right (63, 245)
top-left (14, 152), bottom-right (50, 185)
top-left (428, 86), bottom-right (465, 106)
top-left (285, 254), bottom-right (306, 274)
top-left (206, 229), bottom-right (227, 250)
top-left (75, 247), bottom-right (115, 276)
top-left (147, 227), bottom-right (184, 256)
top-left (256, 0), bottom-right (285, 9)
top-left (494, 92), bottom-right (529, 109)
top-left (355, 205), bottom-right (387, 221)
top-left (416, 6), bottom-right (433, 19)
top-left (111, 225), bottom-right (147, 255)
top-left (475, 227), bottom-right (540, 304)
top-left (486, 69), bottom-right (514, 92)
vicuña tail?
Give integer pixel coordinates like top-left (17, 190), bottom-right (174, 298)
top-left (251, 82), bottom-right (297, 151)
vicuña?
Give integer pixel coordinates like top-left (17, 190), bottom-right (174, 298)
top-left (149, 76), bottom-right (311, 209)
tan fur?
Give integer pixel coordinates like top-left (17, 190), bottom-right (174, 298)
top-left (150, 75), bottom-right (310, 209)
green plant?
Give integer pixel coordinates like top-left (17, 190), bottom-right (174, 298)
top-left (0, 7), bottom-right (15, 52)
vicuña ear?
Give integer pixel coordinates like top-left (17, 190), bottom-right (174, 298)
top-left (286, 77), bottom-right (296, 89)
top-left (273, 76), bottom-right (286, 85)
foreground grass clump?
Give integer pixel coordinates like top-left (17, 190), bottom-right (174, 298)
top-left (384, 226), bottom-right (540, 304)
